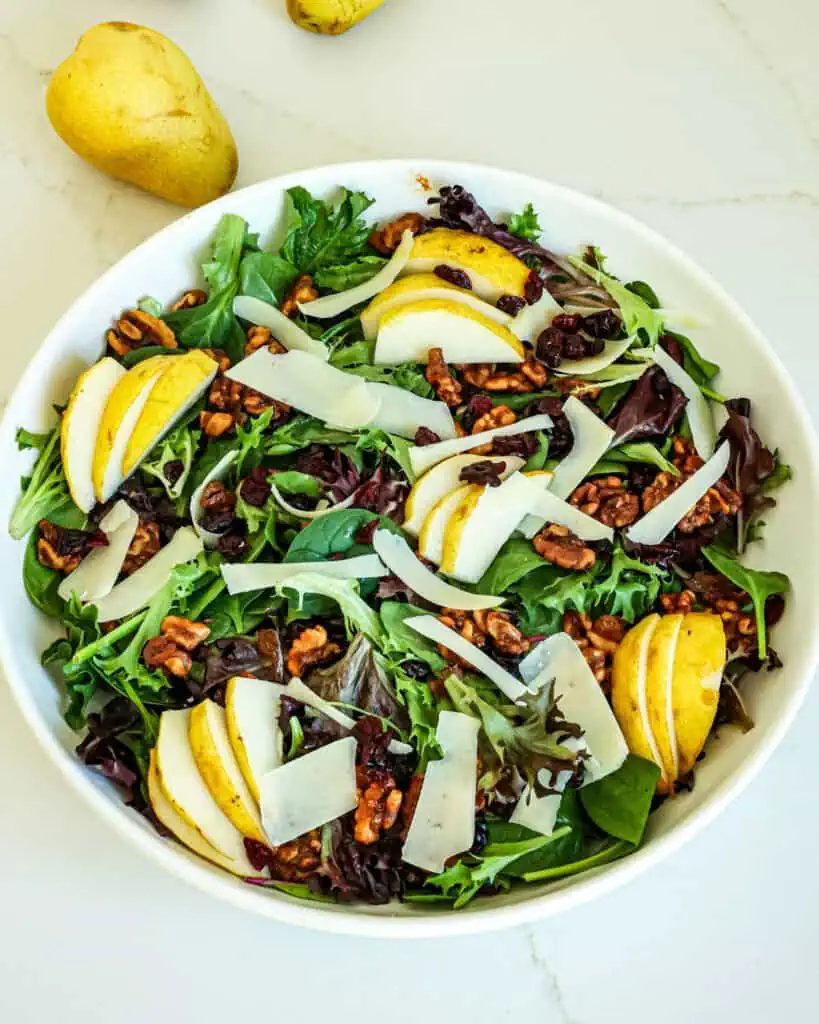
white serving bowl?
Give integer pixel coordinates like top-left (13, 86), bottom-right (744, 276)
top-left (1, 160), bottom-right (817, 938)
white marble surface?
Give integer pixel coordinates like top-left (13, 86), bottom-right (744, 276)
top-left (1, 1), bottom-right (818, 1020)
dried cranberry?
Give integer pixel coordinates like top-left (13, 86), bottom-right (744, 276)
top-left (496, 294), bottom-right (526, 316)
top-left (492, 433), bottom-right (537, 457)
top-left (400, 659), bottom-right (431, 680)
top-left (536, 396), bottom-right (564, 418)
top-left (584, 336), bottom-right (606, 356)
top-left (582, 309), bottom-right (622, 339)
top-left (241, 467), bottom-right (272, 507)
top-left (414, 426), bottom-right (441, 446)
top-left (462, 394), bottom-right (494, 432)
top-left (551, 313), bottom-right (582, 332)
top-left (536, 326), bottom-right (565, 368)
top-left (164, 460), bottom-right (184, 486)
top-left (524, 271), bottom-right (544, 305)
top-left (562, 334), bottom-right (587, 360)
top-left (216, 531), bottom-right (249, 560)
top-left (548, 415), bottom-right (574, 461)
top-left (459, 459), bottom-right (506, 487)
top-left (198, 507), bottom-right (236, 534)
top-left (434, 264), bottom-right (472, 290)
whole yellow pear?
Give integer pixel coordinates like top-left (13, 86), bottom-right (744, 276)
top-left (287, 0), bottom-right (387, 35)
top-left (46, 22), bottom-right (238, 207)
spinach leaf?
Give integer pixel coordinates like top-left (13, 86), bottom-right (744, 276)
top-left (625, 280), bottom-right (660, 309)
top-left (285, 509), bottom-right (385, 563)
top-left (281, 186), bottom-right (375, 274)
top-left (508, 202), bottom-right (542, 243)
top-left (596, 380), bottom-right (632, 417)
top-left (380, 601), bottom-right (447, 672)
top-left (22, 501), bottom-right (87, 618)
top-left (329, 339), bottom-right (376, 369)
top-left (238, 250), bottom-right (298, 306)
top-left (702, 545), bottom-right (789, 658)
top-left (10, 422), bottom-right (70, 540)
top-left (520, 838), bottom-right (633, 882)
top-left (314, 255), bottom-right (386, 291)
top-left (493, 789), bottom-right (586, 876)
top-left (580, 754), bottom-right (660, 844)
top-left (479, 537), bottom-right (548, 595)
top-left (489, 391), bottom-right (558, 411)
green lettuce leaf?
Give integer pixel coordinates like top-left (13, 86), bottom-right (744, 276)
top-left (570, 257), bottom-right (665, 345)
top-left (508, 202), bottom-right (542, 243)
top-left (281, 186), bottom-right (376, 274)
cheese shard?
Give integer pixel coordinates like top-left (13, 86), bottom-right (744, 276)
top-left (260, 737), bottom-right (358, 846)
top-left (555, 336), bottom-right (635, 376)
top-left (517, 487), bottom-right (615, 542)
top-left (233, 295), bottom-right (330, 360)
top-left (58, 500), bottom-right (138, 602)
top-left (220, 554), bottom-right (388, 595)
top-left (549, 397), bottom-right (615, 499)
top-left (402, 711), bottom-right (479, 873)
top-left (653, 345), bottom-right (716, 460)
top-left (409, 413), bottom-right (553, 477)
top-left (226, 349), bottom-right (379, 430)
top-left (626, 441), bottom-right (730, 546)
top-left (511, 790), bottom-right (562, 837)
top-left (366, 382), bottom-right (457, 441)
top-left (524, 633), bottom-right (628, 782)
top-left (407, 615), bottom-right (528, 702)
top-left (508, 288), bottom-right (562, 341)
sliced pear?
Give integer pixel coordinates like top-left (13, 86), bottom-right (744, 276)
top-left (441, 472), bottom-right (545, 583)
top-left (154, 709), bottom-right (259, 869)
top-left (671, 613), bottom-right (725, 776)
top-left (373, 299), bottom-right (525, 366)
top-left (644, 613), bottom-right (683, 792)
top-left (417, 483), bottom-right (477, 565)
top-left (225, 677), bottom-right (287, 804)
top-left (188, 700), bottom-right (267, 843)
top-left (611, 614), bottom-right (664, 775)
top-left (92, 356), bottom-right (168, 501)
top-left (122, 350), bottom-right (217, 478)
top-left (360, 272), bottom-right (512, 340)
top-left (61, 357), bottom-right (125, 512)
top-left (402, 228), bottom-right (530, 302)
top-left (147, 750), bottom-right (263, 878)
top-left (404, 454), bottom-right (524, 536)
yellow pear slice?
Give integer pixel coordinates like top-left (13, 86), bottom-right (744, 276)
top-left (61, 357), bottom-right (125, 512)
top-left (360, 273), bottom-right (513, 340)
top-left (122, 350), bottom-right (217, 477)
top-left (644, 614), bottom-right (683, 793)
top-left (373, 299), bottom-right (525, 366)
top-left (611, 614), bottom-right (663, 775)
top-left (188, 699), bottom-right (267, 843)
top-left (154, 709), bottom-right (260, 868)
top-left (418, 484), bottom-right (477, 565)
top-left (403, 228), bottom-right (530, 302)
top-left (405, 454), bottom-right (524, 535)
top-left (147, 751), bottom-right (263, 878)
top-left (671, 613), bottom-right (726, 776)
top-left (225, 677), bottom-right (287, 806)
top-left (92, 355), bottom-right (168, 501)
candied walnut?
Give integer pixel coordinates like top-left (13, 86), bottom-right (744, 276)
top-left (672, 436), bottom-right (703, 475)
top-left (169, 289), bottom-right (207, 312)
top-left (520, 355), bottom-right (548, 387)
top-left (642, 440), bottom-right (742, 534)
top-left (250, 832), bottom-right (322, 882)
top-left (243, 388), bottom-right (288, 419)
top-left (286, 625), bottom-right (341, 677)
top-left (36, 538), bottom-right (82, 573)
top-left (425, 347), bottom-right (462, 408)
top-left (553, 377), bottom-right (601, 399)
top-left (244, 324), bottom-right (287, 357)
top-left (354, 768), bottom-right (403, 845)
top-left (370, 212), bottom-right (424, 255)
top-left (200, 410), bottom-right (235, 438)
top-left (209, 377), bottom-right (243, 412)
top-left (586, 614), bottom-right (627, 654)
top-left (462, 355), bottom-right (547, 394)
top-left (641, 471), bottom-right (678, 513)
top-left (106, 309), bottom-right (177, 357)
top-left (200, 480), bottom-right (235, 512)
top-left (280, 275), bottom-right (319, 318)
top-left (439, 608), bottom-right (487, 649)
top-left (570, 477), bottom-right (639, 528)
top-left (713, 597), bottom-right (757, 654)
top-left (201, 347), bottom-right (231, 373)
top-left (660, 590), bottom-right (696, 614)
top-left (142, 634), bottom-right (192, 679)
top-left (36, 520), bottom-right (105, 573)
top-left (472, 404), bottom-right (515, 434)
top-left (462, 364), bottom-right (494, 389)
top-left (473, 609), bottom-right (531, 655)
top-left (161, 616), bottom-right (211, 651)
top-left (562, 611), bottom-right (625, 688)
top-left (122, 521), bottom-right (161, 575)
top-left (533, 524), bottom-right (596, 570)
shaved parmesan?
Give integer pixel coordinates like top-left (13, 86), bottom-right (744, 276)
top-left (508, 288), bottom-right (562, 341)
top-left (298, 230), bottom-right (414, 319)
top-left (653, 346), bottom-right (716, 460)
top-left (366, 382), bottom-right (457, 440)
top-left (626, 441), bottom-right (730, 546)
top-left (58, 500), bottom-right (138, 603)
top-left (269, 485), bottom-right (355, 520)
top-left (409, 413), bottom-right (553, 477)
top-left (260, 737), bottom-right (358, 846)
top-left (511, 790), bottom-right (562, 836)
top-left (226, 349), bottom-right (380, 430)
top-left (525, 633), bottom-right (628, 782)
top-left (191, 451), bottom-right (238, 548)
top-left (92, 527), bottom-right (203, 623)
top-left (372, 529), bottom-right (503, 610)
top-left (555, 336), bottom-right (635, 376)
top-left (517, 488), bottom-right (615, 542)
top-left (402, 711), bottom-right (479, 872)
top-left (220, 554), bottom-right (388, 595)
top-left (549, 397), bottom-right (615, 499)
top-left (233, 295), bottom-right (330, 360)
top-left (407, 615), bottom-right (528, 702)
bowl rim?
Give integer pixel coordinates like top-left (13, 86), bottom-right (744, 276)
top-left (3, 158), bottom-right (818, 938)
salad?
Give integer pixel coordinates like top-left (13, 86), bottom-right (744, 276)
top-left (10, 182), bottom-right (792, 908)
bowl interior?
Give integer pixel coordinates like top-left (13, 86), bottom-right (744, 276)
top-left (1, 160), bottom-right (817, 937)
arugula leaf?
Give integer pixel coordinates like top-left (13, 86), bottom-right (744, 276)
top-left (592, 545), bottom-right (669, 622)
top-left (280, 186), bottom-right (375, 274)
top-left (203, 214), bottom-right (255, 293)
top-left (570, 258), bottom-right (665, 345)
top-left (380, 601), bottom-right (447, 672)
top-left (579, 754), bottom-right (660, 844)
top-left (141, 424), bottom-right (201, 501)
top-left (234, 406), bottom-right (278, 477)
top-left (329, 339), bottom-right (375, 369)
top-left (238, 251), bottom-right (299, 306)
top-left (702, 545), bottom-right (789, 658)
top-left (314, 255), bottom-right (387, 292)
top-left (10, 422), bottom-right (70, 540)
top-left (508, 203), bottom-right (542, 243)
